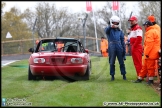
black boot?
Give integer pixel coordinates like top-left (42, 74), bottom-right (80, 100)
top-left (111, 75), bottom-right (115, 81)
top-left (123, 74), bottom-right (126, 80)
top-left (147, 80), bottom-right (154, 85)
top-left (133, 79), bottom-right (142, 83)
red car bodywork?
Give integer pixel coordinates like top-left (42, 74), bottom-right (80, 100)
top-left (28, 38), bottom-right (91, 80)
top-left (29, 52), bottom-right (89, 76)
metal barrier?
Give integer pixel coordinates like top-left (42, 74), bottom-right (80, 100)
top-left (1, 36), bottom-right (101, 56)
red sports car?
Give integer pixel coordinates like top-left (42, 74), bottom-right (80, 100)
top-left (28, 38), bottom-right (91, 81)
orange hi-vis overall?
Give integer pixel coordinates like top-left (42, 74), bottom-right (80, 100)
top-left (57, 43), bottom-right (64, 52)
top-left (153, 24), bottom-right (161, 78)
top-left (100, 39), bottom-right (108, 57)
top-left (138, 26), bottom-right (160, 80)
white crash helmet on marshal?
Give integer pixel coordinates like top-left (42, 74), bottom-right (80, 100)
top-left (110, 15), bottom-right (120, 27)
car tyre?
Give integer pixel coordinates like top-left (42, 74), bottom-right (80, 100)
top-left (81, 65), bottom-right (90, 80)
top-left (89, 60), bottom-right (92, 75)
top-left (28, 66), bottom-right (36, 80)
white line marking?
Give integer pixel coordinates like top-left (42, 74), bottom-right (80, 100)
top-left (1, 60), bottom-right (20, 67)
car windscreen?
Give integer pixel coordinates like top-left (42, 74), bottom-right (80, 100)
top-left (63, 41), bottom-right (77, 52)
top-left (52, 40), bottom-right (78, 52)
top-left (36, 40), bottom-right (56, 52)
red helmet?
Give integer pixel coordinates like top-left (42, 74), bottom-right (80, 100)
top-left (128, 16), bottom-right (137, 21)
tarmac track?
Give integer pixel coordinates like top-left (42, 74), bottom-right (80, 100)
top-left (1, 54), bottom-right (31, 67)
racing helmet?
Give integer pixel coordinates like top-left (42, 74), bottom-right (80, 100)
top-left (110, 15), bottom-right (120, 27)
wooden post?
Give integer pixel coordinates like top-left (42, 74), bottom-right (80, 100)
top-left (93, 38), bottom-right (95, 51)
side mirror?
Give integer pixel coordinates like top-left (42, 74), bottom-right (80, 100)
top-left (28, 48), bottom-right (34, 53)
top-left (85, 49), bottom-right (89, 53)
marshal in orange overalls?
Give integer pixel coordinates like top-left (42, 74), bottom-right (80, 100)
top-left (147, 15), bottom-right (161, 79)
top-left (35, 39), bottom-right (44, 50)
top-left (138, 23), bottom-right (160, 81)
top-left (100, 37), bottom-right (108, 57)
top-left (57, 42), bottom-right (64, 52)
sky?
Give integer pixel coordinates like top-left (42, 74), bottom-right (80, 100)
top-left (2, 1), bottom-right (138, 14)
top-left (2, 1), bottom-right (107, 13)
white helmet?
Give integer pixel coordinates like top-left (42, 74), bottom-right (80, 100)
top-left (110, 15), bottom-right (120, 28)
top-left (110, 15), bottom-right (120, 23)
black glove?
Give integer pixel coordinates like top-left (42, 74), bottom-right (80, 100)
top-left (123, 56), bottom-right (126, 61)
top-left (122, 50), bottom-right (126, 60)
top-left (146, 55), bottom-right (149, 58)
top-left (100, 50), bottom-right (102, 55)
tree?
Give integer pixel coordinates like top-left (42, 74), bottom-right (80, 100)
top-left (35, 2), bottom-right (77, 38)
top-left (22, 8), bottom-right (36, 30)
top-left (1, 2), bottom-right (6, 14)
top-left (1, 7), bottom-right (32, 41)
top-left (138, 1), bottom-right (161, 26)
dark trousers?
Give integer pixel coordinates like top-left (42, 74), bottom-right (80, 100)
top-left (108, 42), bottom-right (126, 76)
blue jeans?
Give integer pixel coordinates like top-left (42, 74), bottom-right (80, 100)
top-left (108, 42), bottom-right (126, 76)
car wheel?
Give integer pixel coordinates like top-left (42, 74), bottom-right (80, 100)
top-left (89, 60), bottom-right (92, 75)
top-left (81, 65), bottom-right (90, 80)
top-left (69, 61), bottom-right (91, 81)
top-left (28, 66), bottom-right (36, 80)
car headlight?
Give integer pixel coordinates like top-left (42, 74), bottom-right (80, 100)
top-left (33, 58), bottom-right (45, 63)
top-left (71, 58), bottom-right (83, 64)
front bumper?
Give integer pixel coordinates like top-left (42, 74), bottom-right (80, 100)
top-left (30, 65), bottom-right (87, 76)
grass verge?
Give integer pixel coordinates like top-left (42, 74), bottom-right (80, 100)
top-left (1, 56), bottom-right (161, 107)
